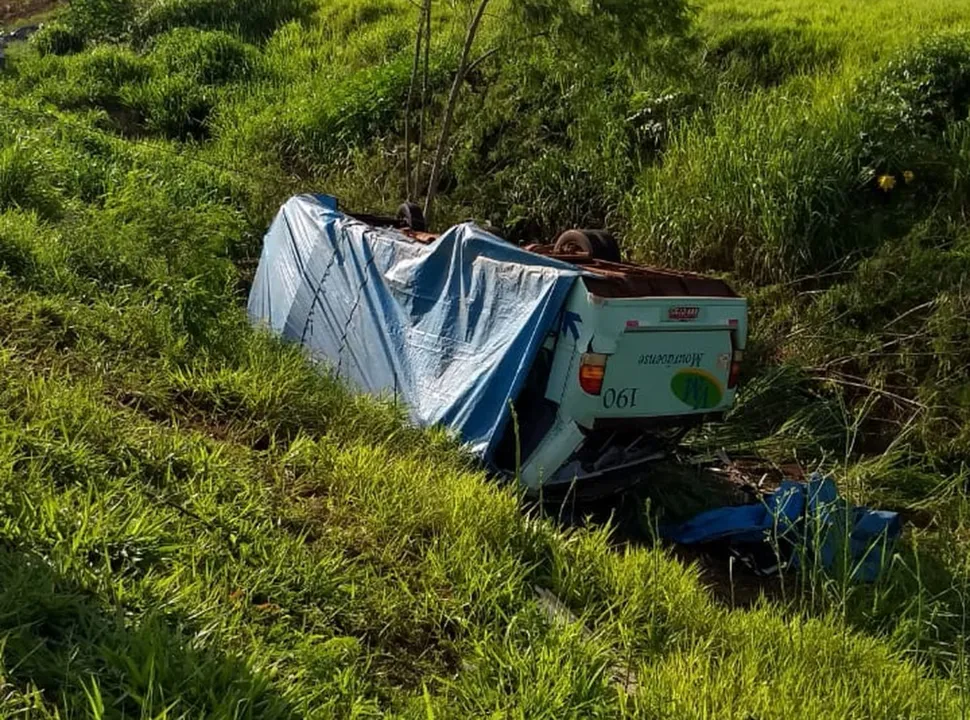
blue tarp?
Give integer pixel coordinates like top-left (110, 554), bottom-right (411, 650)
top-left (247, 194), bottom-right (582, 461)
top-left (663, 474), bottom-right (902, 581)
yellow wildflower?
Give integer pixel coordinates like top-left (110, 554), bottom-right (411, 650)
top-left (903, 170), bottom-right (915, 184)
top-left (877, 174), bottom-right (896, 192)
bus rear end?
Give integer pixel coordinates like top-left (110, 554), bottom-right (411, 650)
top-left (518, 273), bottom-right (747, 495)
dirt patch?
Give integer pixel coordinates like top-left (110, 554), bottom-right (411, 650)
top-left (671, 542), bottom-right (785, 608)
top-left (1, 0), bottom-right (61, 27)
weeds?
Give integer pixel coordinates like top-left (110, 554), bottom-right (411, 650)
top-left (148, 28), bottom-right (264, 85)
top-left (1, 0), bottom-right (970, 714)
top-left (134, 0), bottom-right (315, 43)
top-left (30, 22), bottom-right (86, 57)
top-left (707, 25), bottom-right (840, 88)
top-left (0, 144), bottom-right (60, 218)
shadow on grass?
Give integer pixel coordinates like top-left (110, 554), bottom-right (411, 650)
top-left (0, 542), bottom-right (298, 718)
top-left (540, 457), bottom-right (764, 540)
top-left (540, 459), bottom-right (970, 672)
top-left (539, 459), bottom-right (788, 607)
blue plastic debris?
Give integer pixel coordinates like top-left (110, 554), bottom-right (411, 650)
top-left (663, 473), bottom-right (901, 582)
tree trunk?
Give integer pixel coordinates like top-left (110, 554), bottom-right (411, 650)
top-left (414, 0), bottom-right (432, 194)
top-left (403, 1), bottom-right (426, 200)
top-left (423, 0), bottom-right (490, 224)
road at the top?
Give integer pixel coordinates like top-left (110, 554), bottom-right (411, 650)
top-left (1, 0), bottom-right (60, 27)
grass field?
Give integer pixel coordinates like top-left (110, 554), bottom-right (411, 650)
top-left (2, 0), bottom-right (970, 715)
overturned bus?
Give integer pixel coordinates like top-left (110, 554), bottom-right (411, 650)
top-left (248, 194), bottom-right (747, 497)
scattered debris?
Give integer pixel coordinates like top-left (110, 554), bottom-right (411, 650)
top-left (662, 473), bottom-right (901, 582)
top-left (7, 23), bottom-right (39, 41)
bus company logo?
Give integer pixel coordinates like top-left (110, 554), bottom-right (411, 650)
top-left (671, 368), bottom-right (724, 409)
top-left (667, 306), bottom-right (699, 321)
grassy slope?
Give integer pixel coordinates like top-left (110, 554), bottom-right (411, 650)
top-left (0, 0), bottom-right (969, 716)
top-left (0, 280), bottom-right (957, 717)
top-left (699, 0), bottom-right (970, 59)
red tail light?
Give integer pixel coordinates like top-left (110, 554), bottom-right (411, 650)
top-left (728, 350), bottom-right (743, 389)
top-left (579, 353), bottom-right (608, 395)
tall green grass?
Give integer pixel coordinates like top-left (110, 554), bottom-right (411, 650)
top-left (3, 0), bottom-right (970, 713)
top-left (0, 283), bottom-right (959, 715)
